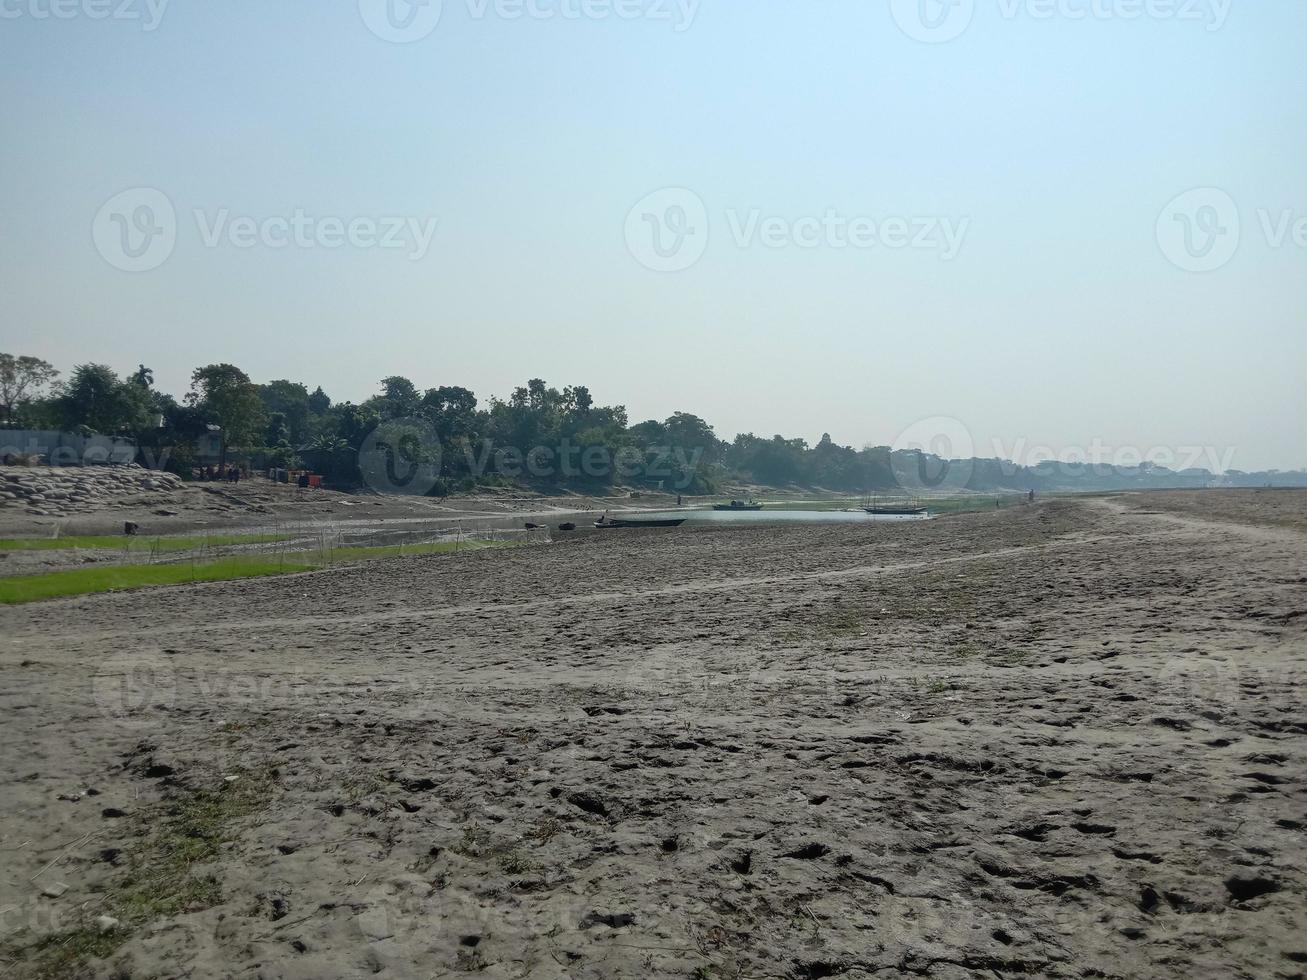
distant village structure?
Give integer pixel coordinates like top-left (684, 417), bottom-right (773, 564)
top-left (0, 429), bottom-right (136, 466)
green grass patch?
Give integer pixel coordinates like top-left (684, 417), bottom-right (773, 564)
top-left (2, 769), bottom-right (276, 979)
top-left (0, 532), bottom-right (293, 552)
top-left (0, 539), bottom-right (517, 604)
top-left (16, 928), bottom-right (124, 980)
top-left (0, 556), bottom-right (320, 603)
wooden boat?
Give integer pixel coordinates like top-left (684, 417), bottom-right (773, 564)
top-left (864, 505), bottom-right (927, 516)
top-left (713, 500), bottom-right (763, 511)
top-left (593, 516), bottom-right (686, 529)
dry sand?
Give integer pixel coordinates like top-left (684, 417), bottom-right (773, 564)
top-left (0, 464), bottom-right (677, 541)
top-left (1, 491), bottom-right (1305, 979)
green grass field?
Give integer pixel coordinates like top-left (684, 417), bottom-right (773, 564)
top-left (0, 532), bottom-right (293, 552)
top-left (0, 539), bottom-right (516, 604)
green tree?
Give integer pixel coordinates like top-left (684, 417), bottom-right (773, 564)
top-left (307, 385), bottom-right (331, 415)
top-left (0, 354), bottom-right (59, 426)
top-left (265, 412), bottom-right (290, 446)
top-left (52, 364), bottom-right (151, 436)
top-left (372, 376), bottom-right (421, 420)
top-left (257, 380), bottom-right (311, 444)
top-left (420, 386), bottom-right (479, 440)
top-left (187, 364), bottom-right (265, 468)
top-left (664, 412), bottom-right (722, 462)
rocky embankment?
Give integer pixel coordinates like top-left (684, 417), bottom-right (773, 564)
top-left (0, 466), bottom-right (184, 518)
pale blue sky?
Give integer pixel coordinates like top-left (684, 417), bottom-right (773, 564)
top-left (2, 0), bottom-right (1304, 470)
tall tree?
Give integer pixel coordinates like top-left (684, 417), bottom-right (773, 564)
top-left (0, 354), bottom-right (59, 426)
top-left (420, 386), bottom-right (479, 440)
top-left (52, 364), bottom-right (152, 435)
top-left (187, 363), bottom-right (265, 467)
top-left (257, 380), bottom-right (311, 445)
top-left (374, 376), bottom-right (421, 420)
top-left (307, 385), bottom-right (331, 415)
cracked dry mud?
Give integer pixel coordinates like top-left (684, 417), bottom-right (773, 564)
top-left (2, 491), bottom-right (1305, 979)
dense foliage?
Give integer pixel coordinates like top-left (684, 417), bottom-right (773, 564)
top-left (2, 353), bottom-right (1302, 494)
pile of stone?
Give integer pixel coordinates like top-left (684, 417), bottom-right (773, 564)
top-left (0, 465), bottom-right (185, 517)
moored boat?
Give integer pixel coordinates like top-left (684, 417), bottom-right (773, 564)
top-left (594, 516), bottom-right (687, 528)
top-left (713, 500), bottom-right (763, 511)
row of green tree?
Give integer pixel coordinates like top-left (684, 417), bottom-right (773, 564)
top-left (4, 353), bottom-right (1301, 493)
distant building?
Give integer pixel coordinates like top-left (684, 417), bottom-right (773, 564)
top-left (195, 425), bottom-right (224, 464)
top-left (0, 429), bottom-right (136, 466)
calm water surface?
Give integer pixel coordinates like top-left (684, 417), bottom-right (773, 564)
top-left (628, 509), bottom-right (930, 525)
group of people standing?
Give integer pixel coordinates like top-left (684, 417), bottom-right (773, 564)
top-left (198, 465), bottom-right (243, 483)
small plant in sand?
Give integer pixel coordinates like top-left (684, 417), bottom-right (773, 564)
top-left (986, 646), bottom-right (1031, 666)
top-left (454, 822), bottom-right (493, 857)
top-left (495, 846), bottom-right (539, 875)
top-left (526, 815), bottom-right (562, 844)
top-left (812, 604), bottom-right (866, 639)
top-left (3, 767), bottom-right (277, 978)
top-left (342, 772), bottom-right (387, 804)
top-left (948, 642), bottom-right (984, 661)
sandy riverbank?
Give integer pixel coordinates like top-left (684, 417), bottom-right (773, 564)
top-left (1, 491), bottom-right (1305, 978)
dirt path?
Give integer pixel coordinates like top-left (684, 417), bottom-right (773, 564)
top-left (2, 493), bottom-right (1305, 979)
top-left (1097, 493), bottom-right (1307, 544)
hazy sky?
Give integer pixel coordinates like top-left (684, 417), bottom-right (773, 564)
top-left (3, 0), bottom-right (1304, 471)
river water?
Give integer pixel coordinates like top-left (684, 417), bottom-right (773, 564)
top-left (625, 509), bottom-right (930, 525)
